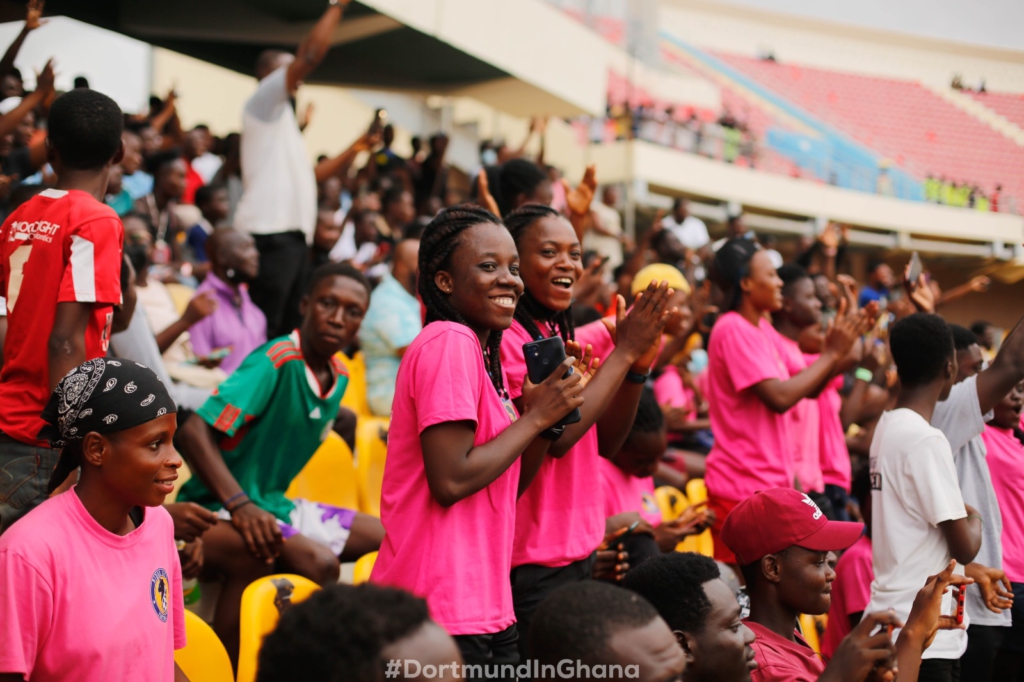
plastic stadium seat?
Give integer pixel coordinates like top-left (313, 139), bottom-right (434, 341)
top-left (165, 282), bottom-right (195, 316)
top-left (237, 574), bottom-right (322, 682)
top-left (285, 431), bottom-right (361, 510)
top-left (356, 417), bottom-right (390, 516)
top-left (799, 612), bottom-right (823, 654)
top-left (338, 352), bottom-right (371, 418)
top-left (684, 478), bottom-right (714, 557)
top-left (654, 486), bottom-right (688, 522)
top-left (352, 551), bottom-right (378, 584)
top-left (174, 610), bottom-right (234, 682)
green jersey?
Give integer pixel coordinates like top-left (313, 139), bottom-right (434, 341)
top-left (178, 331), bottom-right (350, 522)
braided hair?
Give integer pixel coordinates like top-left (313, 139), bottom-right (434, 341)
top-left (504, 203), bottom-right (576, 344)
top-left (418, 204), bottom-right (508, 398)
top-left (709, 237), bottom-right (759, 313)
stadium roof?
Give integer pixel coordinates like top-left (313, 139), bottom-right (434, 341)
top-left (34, 0), bottom-right (607, 117)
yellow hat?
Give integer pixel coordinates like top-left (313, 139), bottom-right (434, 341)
top-left (631, 263), bottom-right (690, 296)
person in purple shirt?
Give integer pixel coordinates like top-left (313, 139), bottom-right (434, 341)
top-left (189, 228), bottom-right (267, 374)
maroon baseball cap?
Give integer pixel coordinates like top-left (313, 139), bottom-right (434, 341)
top-left (721, 488), bottom-right (865, 565)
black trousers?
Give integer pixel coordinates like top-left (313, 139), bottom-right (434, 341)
top-left (249, 231), bottom-right (309, 339)
top-left (453, 624), bottom-right (519, 682)
top-left (961, 624), bottom-right (1006, 682)
top-left (918, 658), bottom-right (961, 682)
top-left (511, 553), bottom-right (597, 666)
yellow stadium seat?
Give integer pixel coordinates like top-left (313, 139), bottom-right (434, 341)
top-left (174, 610), bottom-right (234, 682)
top-left (356, 417), bottom-right (390, 516)
top-left (685, 478), bottom-right (714, 557)
top-left (338, 351), bottom-right (371, 418)
top-left (165, 282), bottom-right (196, 317)
top-left (799, 612), bottom-right (822, 654)
top-left (285, 431), bottom-right (361, 510)
top-left (654, 486), bottom-right (689, 522)
top-left (237, 574), bottom-right (321, 682)
top-left (352, 551), bottom-right (378, 584)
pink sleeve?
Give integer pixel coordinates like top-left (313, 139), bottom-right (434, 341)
top-left (717, 319), bottom-right (784, 392)
top-left (842, 551), bottom-right (874, 616)
top-left (413, 328), bottom-right (485, 433)
top-left (653, 367), bottom-right (688, 408)
top-left (499, 323), bottom-right (534, 401)
top-left (0, 550), bottom-right (53, 678)
top-left (171, 546), bottom-right (186, 650)
top-left (58, 217), bottom-right (124, 305)
top-left (576, 320), bottom-right (616, 363)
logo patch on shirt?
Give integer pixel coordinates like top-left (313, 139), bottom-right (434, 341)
top-left (501, 396), bottom-right (517, 423)
top-left (309, 407), bottom-right (322, 419)
top-left (151, 568), bottom-right (170, 623)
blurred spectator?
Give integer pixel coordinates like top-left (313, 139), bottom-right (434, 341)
top-left (234, 1), bottom-right (349, 337)
top-left (586, 185), bottom-right (625, 271)
top-left (119, 129), bottom-right (152, 200)
top-left (212, 132), bottom-right (242, 223)
top-left (0, 0), bottom-right (46, 102)
top-left (188, 228), bottom-right (266, 375)
top-left (180, 127), bottom-right (207, 204)
top-left (186, 182), bottom-right (230, 268)
top-left (662, 198), bottom-right (709, 251)
top-left (381, 185), bottom-right (415, 238)
top-left (189, 124), bottom-right (222, 182)
top-left (135, 149), bottom-right (186, 265)
top-left (359, 237), bottom-right (421, 416)
top-left (858, 260), bottom-right (894, 308)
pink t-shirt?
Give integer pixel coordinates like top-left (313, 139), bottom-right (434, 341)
top-left (818, 375), bottom-right (851, 490)
top-left (822, 534), bottom-right (873, 658)
top-left (982, 425), bottom-right (1024, 582)
top-left (769, 330), bottom-right (823, 494)
top-left (705, 312), bottom-right (793, 502)
top-left (371, 322), bottom-right (521, 634)
top-left (653, 366), bottom-right (697, 421)
top-left (0, 489), bottom-right (185, 682)
top-left (599, 457), bottom-right (662, 527)
top-left (500, 319), bottom-right (609, 568)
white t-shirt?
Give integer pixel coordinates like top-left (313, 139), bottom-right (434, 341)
top-left (866, 408), bottom-right (968, 659)
top-left (234, 67), bottom-right (317, 241)
top-left (661, 214), bottom-right (710, 250)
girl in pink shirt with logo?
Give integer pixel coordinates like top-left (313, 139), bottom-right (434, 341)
top-left (498, 204), bottom-right (673, 658)
top-left (0, 359), bottom-right (188, 682)
top-left (704, 239), bottom-right (864, 564)
top-left (369, 206), bottom-right (584, 670)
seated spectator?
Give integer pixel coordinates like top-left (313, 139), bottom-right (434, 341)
top-left (822, 472), bottom-right (875, 659)
top-left (104, 164), bottom-right (133, 216)
top-left (857, 260), bottom-right (894, 308)
top-left (328, 208), bottom-right (382, 268)
top-left (188, 228), bottom-right (267, 375)
top-left (359, 237), bottom-right (421, 416)
top-left (0, 359), bottom-right (187, 681)
top-left (0, 89), bottom-right (126, 532)
top-left (661, 198), bottom-right (710, 252)
top-left (528, 581), bottom-right (687, 681)
top-left (256, 583), bottom-right (461, 682)
top-left (867, 314), bottom-right (983, 680)
top-left (189, 124), bottom-right (222, 183)
top-left (722, 488), bottom-right (890, 681)
top-left (135, 149), bottom-right (187, 265)
top-left (120, 129), bottom-right (153, 200)
top-left (185, 182), bottom-right (230, 269)
top-left (176, 263), bottom-right (384, 624)
top-left (586, 185), bottom-right (625, 271)
top-left (623, 552), bottom-right (758, 682)
top-left (381, 184), bottom-right (415, 239)
top-left (600, 387), bottom-right (710, 564)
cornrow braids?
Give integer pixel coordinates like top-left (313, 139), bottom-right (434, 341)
top-left (504, 204), bottom-right (576, 344)
top-left (418, 204), bottom-right (509, 398)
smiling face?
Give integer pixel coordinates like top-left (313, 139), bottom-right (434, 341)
top-left (517, 215), bottom-right (582, 312)
top-left (774, 546), bottom-right (837, 616)
top-left (300, 275), bottom-right (370, 359)
top-left (741, 251), bottom-right (783, 313)
top-left (87, 413), bottom-right (182, 508)
top-left (435, 222), bottom-right (523, 341)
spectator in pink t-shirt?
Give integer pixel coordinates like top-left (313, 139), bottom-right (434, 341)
top-left (369, 206), bottom-right (584, 670)
top-left (704, 239), bottom-right (865, 564)
top-left (822, 472), bottom-right (875, 658)
top-left (499, 204), bottom-right (672, 658)
top-left (0, 359), bottom-right (187, 682)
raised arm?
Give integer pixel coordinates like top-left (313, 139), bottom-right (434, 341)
top-left (286, 0), bottom-right (350, 95)
top-left (314, 130), bottom-right (378, 184)
top-left (0, 58), bottom-right (53, 142)
top-left (0, 0), bottom-right (46, 80)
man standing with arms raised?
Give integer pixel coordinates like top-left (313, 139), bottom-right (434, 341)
top-left (235, 0), bottom-right (351, 337)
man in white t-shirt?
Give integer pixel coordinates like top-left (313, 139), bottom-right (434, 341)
top-left (661, 198), bottom-right (709, 252)
top-left (586, 186), bottom-right (625, 271)
top-left (234, 0), bottom-right (351, 338)
top-left (867, 313), bottom-right (984, 682)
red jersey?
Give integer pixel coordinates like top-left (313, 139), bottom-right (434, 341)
top-left (0, 189), bottom-right (123, 445)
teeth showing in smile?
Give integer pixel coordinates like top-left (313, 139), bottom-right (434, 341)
top-left (493, 296), bottom-right (516, 307)
top-left (553, 278), bottom-right (573, 287)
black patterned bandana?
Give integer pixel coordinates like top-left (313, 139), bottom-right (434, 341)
top-left (38, 358), bottom-right (177, 448)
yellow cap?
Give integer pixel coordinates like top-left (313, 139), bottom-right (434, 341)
top-left (631, 263), bottom-right (690, 296)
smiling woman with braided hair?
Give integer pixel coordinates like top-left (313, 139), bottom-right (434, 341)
top-left (370, 204), bottom-right (584, 674)
top-left (497, 203), bottom-right (676, 660)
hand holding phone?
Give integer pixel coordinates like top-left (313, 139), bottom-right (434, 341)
top-left (523, 337), bottom-right (582, 427)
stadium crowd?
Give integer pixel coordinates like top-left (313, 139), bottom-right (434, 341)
top-left (0, 2), bottom-right (1022, 682)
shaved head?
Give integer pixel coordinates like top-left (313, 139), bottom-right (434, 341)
top-left (392, 238), bottom-right (420, 295)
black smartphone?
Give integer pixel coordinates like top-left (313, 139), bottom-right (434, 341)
top-left (522, 336), bottom-right (582, 427)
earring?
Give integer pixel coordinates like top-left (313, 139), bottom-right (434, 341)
top-left (226, 268), bottom-right (236, 279)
